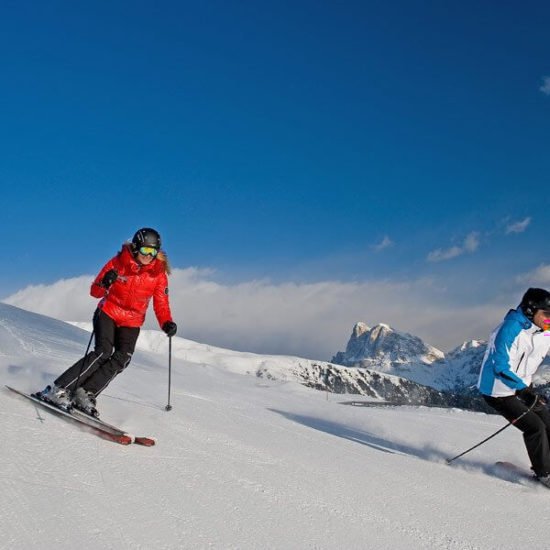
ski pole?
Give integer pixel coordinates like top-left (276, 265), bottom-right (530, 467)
top-left (165, 335), bottom-right (173, 411)
top-left (445, 397), bottom-right (538, 464)
top-left (71, 307), bottom-right (105, 395)
top-left (72, 328), bottom-right (95, 397)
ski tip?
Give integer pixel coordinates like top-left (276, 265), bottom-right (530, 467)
top-left (134, 436), bottom-right (156, 447)
top-left (97, 431), bottom-right (134, 445)
top-left (120, 434), bottom-right (134, 445)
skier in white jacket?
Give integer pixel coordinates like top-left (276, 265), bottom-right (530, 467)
top-left (478, 288), bottom-right (550, 486)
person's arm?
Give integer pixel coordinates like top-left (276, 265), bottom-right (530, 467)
top-left (90, 259), bottom-right (117, 299)
top-left (153, 272), bottom-right (174, 330)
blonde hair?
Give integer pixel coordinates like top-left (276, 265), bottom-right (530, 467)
top-left (156, 251), bottom-right (171, 275)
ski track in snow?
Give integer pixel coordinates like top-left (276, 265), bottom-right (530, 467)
top-left (2, 302), bottom-right (550, 549)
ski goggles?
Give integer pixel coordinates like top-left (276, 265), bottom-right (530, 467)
top-left (138, 246), bottom-right (159, 257)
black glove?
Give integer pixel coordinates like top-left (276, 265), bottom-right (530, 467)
top-left (516, 387), bottom-right (538, 407)
top-left (162, 321), bottom-right (177, 337)
top-left (101, 269), bottom-right (118, 289)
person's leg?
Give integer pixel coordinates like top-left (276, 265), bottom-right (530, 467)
top-left (533, 401), bottom-right (550, 458)
top-left (54, 309), bottom-right (116, 391)
top-left (81, 325), bottom-right (140, 396)
top-left (484, 395), bottom-right (550, 475)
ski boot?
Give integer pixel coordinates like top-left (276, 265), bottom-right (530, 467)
top-left (34, 384), bottom-right (73, 411)
top-left (536, 473), bottom-right (550, 489)
top-left (73, 387), bottom-right (100, 418)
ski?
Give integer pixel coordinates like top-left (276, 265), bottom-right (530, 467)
top-left (134, 436), bottom-right (157, 447)
top-left (5, 385), bottom-right (134, 446)
top-left (71, 408), bottom-right (156, 446)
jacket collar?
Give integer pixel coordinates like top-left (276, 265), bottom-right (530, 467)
top-left (504, 307), bottom-right (533, 330)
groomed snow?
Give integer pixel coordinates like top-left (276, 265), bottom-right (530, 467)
top-left (2, 302), bottom-right (550, 550)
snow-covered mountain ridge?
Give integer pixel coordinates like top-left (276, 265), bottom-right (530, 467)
top-left (68, 326), bottom-right (445, 409)
top-left (70, 317), bottom-right (485, 410)
top-left (1, 302), bottom-right (482, 411)
top-left (332, 322), bottom-right (447, 388)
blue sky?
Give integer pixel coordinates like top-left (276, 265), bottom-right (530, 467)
top-left (2, 1), bottom-right (550, 356)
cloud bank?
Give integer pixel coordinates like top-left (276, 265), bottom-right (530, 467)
top-left (541, 76), bottom-right (550, 96)
top-left (3, 268), bottom-right (507, 360)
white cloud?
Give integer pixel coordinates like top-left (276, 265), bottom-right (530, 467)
top-left (541, 76), bottom-right (550, 96)
top-left (3, 276), bottom-right (98, 320)
top-left (505, 217), bottom-right (531, 234)
top-left (427, 232), bottom-right (480, 263)
top-left (3, 267), bottom-right (504, 359)
top-left (427, 246), bottom-right (462, 262)
top-left (373, 235), bottom-right (393, 252)
top-left (463, 232), bottom-right (480, 252)
top-left (516, 264), bottom-right (550, 286)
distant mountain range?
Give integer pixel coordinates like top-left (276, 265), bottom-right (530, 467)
top-left (0, 302), bottom-right (492, 412)
top-left (12, 302), bottom-right (550, 412)
top-left (331, 321), bottom-right (550, 392)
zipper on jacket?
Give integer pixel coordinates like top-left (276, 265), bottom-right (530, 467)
top-left (515, 351), bottom-right (525, 372)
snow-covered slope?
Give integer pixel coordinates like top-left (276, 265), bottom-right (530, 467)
top-left (3, 302), bottom-right (550, 549)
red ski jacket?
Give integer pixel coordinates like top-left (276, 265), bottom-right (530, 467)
top-left (90, 244), bottom-right (173, 328)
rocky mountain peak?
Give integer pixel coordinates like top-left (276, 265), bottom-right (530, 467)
top-left (351, 322), bottom-right (370, 339)
top-left (445, 339), bottom-right (485, 362)
top-left (332, 321), bottom-right (445, 387)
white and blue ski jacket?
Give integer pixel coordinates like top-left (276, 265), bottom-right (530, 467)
top-left (478, 308), bottom-right (550, 397)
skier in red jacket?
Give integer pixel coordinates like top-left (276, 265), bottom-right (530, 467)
top-left (38, 228), bottom-right (177, 417)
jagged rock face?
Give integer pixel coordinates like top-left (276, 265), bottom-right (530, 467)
top-left (335, 322), bottom-right (443, 365)
top-left (352, 321), bottom-right (370, 339)
top-left (332, 322), bottom-right (444, 387)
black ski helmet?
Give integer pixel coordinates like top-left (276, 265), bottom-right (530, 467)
top-left (132, 227), bottom-right (161, 251)
top-left (519, 288), bottom-right (550, 319)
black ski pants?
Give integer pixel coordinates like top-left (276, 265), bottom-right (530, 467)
top-left (483, 394), bottom-right (550, 476)
top-left (55, 309), bottom-right (140, 397)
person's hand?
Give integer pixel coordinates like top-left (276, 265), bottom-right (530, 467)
top-left (101, 269), bottom-right (118, 289)
top-left (516, 387), bottom-right (538, 407)
top-left (162, 321), bottom-right (177, 337)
